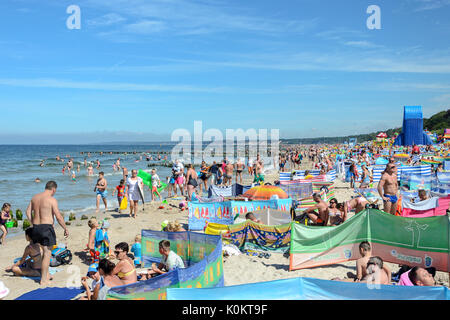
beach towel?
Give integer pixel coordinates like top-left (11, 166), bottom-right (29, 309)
top-left (228, 220), bottom-right (291, 253)
top-left (207, 184), bottom-right (245, 198)
top-left (402, 197), bottom-right (439, 210)
top-left (15, 287), bottom-right (83, 300)
top-left (398, 270), bottom-right (414, 286)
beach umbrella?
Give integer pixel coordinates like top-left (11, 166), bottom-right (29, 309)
top-left (242, 185), bottom-right (289, 200)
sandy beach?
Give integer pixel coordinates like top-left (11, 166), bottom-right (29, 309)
top-left (1, 159), bottom-right (448, 300)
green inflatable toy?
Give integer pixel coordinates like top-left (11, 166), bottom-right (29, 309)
top-left (137, 170), bottom-right (168, 194)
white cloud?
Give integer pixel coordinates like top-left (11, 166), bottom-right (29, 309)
top-left (81, 0), bottom-right (318, 36)
top-left (87, 13), bottom-right (126, 27)
top-left (343, 40), bottom-right (384, 49)
top-left (123, 20), bottom-right (166, 34)
top-left (413, 0), bottom-right (450, 11)
top-left (0, 78), bottom-right (228, 93)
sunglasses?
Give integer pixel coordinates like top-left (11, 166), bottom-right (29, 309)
top-left (114, 251), bottom-right (122, 255)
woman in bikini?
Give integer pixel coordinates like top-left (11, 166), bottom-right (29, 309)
top-left (112, 242), bottom-right (137, 285)
top-left (5, 227), bottom-right (50, 280)
top-left (328, 199), bottom-right (345, 225)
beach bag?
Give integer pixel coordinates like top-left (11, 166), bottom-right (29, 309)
top-left (120, 196), bottom-right (128, 210)
top-left (50, 247), bottom-right (72, 267)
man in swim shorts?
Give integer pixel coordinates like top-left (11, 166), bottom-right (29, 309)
top-left (25, 181), bottom-right (69, 286)
top-left (225, 161), bottom-right (234, 186)
top-left (94, 172), bottom-right (108, 212)
top-left (378, 163), bottom-right (398, 215)
top-left (253, 159), bottom-right (264, 184)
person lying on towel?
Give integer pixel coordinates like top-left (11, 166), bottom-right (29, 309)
top-left (398, 266), bottom-right (436, 286)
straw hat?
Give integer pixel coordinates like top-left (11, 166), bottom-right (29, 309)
top-left (0, 281), bottom-right (10, 299)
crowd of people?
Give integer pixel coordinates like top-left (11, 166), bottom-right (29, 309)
top-left (1, 141), bottom-right (449, 300)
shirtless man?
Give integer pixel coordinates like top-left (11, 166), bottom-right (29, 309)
top-left (303, 193), bottom-right (329, 226)
top-left (25, 181), bottom-right (69, 286)
top-left (94, 172), bottom-right (108, 213)
top-left (235, 158), bottom-right (245, 184)
top-left (122, 167), bottom-right (128, 182)
top-left (378, 163), bottom-right (399, 215)
top-left (225, 161), bottom-right (234, 186)
top-left (253, 159), bottom-right (264, 185)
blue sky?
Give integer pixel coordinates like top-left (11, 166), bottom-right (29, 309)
top-left (0, 0), bottom-right (449, 143)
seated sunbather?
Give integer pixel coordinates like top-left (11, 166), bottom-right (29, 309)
top-left (4, 227), bottom-right (50, 281)
top-left (112, 242), bottom-right (137, 285)
top-left (333, 243), bottom-right (390, 284)
top-left (360, 256), bottom-right (391, 285)
top-left (328, 199), bottom-right (345, 225)
top-left (140, 240), bottom-right (185, 280)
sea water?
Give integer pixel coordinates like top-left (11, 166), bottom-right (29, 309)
top-left (0, 144), bottom-right (275, 238)
top-left (0, 145), bottom-right (174, 224)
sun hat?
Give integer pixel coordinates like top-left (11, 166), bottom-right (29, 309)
top-left (0, 281), bottom-right (10, 299)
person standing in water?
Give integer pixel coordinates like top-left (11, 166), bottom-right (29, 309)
top-left (94, 172), bottom-right (108, 213)
top-left (87, 163), bottom-right (94, 176)
top-left (0, 203), bottom-right (12, 245)
top-left (25, 181), bottom-right (69, 286)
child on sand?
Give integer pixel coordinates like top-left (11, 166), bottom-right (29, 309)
top-left (131, 234), bottom-right (142, 267)
top-left (112, 179), bottom-right (126, 213)
top-left (0, 203), bottom-right (12, 245)
top-left (355, 241), bottom-right (372, 281)
top-left (80, 263), bottom-right (103, 300)
top-left (360, 256), bottom-right (391, 285)
top-left (151, 169), bottom-right (162, 202)
top-left (96, 220), bottom-right (112, 259)
top-left (87, 218), bottom-right (99, 263)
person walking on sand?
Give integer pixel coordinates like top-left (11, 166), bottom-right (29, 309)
top-left (94, 172), bottom-right (108, 213)
top-left (378, 163), bottom-right (399, 215)
top-left (25, 181), bottom-right (69, 286)
top-left (127, 169), bottom-right (144, 218)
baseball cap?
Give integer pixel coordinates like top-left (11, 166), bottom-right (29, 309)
top-left (0, 281), bottom-right (10, 299)
top-left (86, 263), bottom-right (98, 276)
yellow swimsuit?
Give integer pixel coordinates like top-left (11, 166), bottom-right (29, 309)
top-left (118, 260), bottom-right (136, 278)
